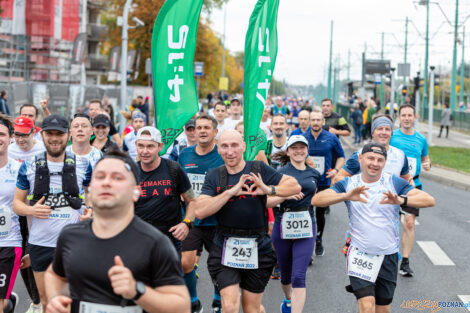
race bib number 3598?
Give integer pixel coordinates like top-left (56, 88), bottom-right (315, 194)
top-left (222, 237), bottom-right (258, 269)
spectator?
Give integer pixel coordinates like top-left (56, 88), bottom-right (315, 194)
top-left (350, 103), bottom-right (363, 145)
top-left (0, 90), bottom-right (10, 116)
top-left (438, 103), bottom-right (452, 138)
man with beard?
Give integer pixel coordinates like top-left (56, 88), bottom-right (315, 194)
top-left (45, 149), bottom-right (189, 313)
top-left (8, 116), bottom-right (45, 162)
top-left (13, 115), bottom-right (92, 311)
top-left (303, 110), bottom-right (345, 256)
top-left (66, 113), bottom-right (102, 168)
top-left (266, 114), bottom-right (289, 169)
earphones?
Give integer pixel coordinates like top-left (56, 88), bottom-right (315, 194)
top-left (134, 189), bottom-right (140, 197)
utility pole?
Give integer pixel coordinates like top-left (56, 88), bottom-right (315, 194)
top-left (327, 20), bottom-right (334, 99)
top-left (403, 16), bottom-right (409, 104)
top-left (459, 26), bottom-right (465, 106)
top-left (380, 32), bottom-right (384, 107)
top-left (347, 49), bottom-right (351, 81)
top-left (361, 42), bottom-right (367, 87)
top-left (428, 66), bottom-right (435, 145)
top-left (450, 0), bottom-right (459, 111)
top-left (423, 0), bottom-right (430, 114)
top-left (120, 0), bottom-right (133, 130)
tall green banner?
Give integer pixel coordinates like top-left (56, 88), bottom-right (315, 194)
top-left (151, 0), bottom-right (203, 154)
top-left (243, 0), bottom-right (279, 160)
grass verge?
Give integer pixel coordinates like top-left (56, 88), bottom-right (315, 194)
top-left (429, 146), bottom-right (470, 174)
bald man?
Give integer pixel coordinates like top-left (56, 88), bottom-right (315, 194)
top-left (195, 130), bottom-right (300, 313)
top-left (290, 110), bottom-right (311, 136)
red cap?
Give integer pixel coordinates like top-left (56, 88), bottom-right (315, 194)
top-left (14, 116), bottom-right (34, 134)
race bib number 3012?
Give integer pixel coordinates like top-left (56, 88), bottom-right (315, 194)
top-left (222, 237), bottom-right (258, 269)
top-left (347, 246), bottom-right (384, 282)
top-left (281, 211), bottom-right (313, 239)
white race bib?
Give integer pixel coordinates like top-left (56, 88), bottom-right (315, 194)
top-left (79, 301), bottom-right (142, 313)
top-left (0, 206), bottom-right (12, 238)
top-left (347, 246), bottom-right (384, 282)
top-left (222, 237), bottom-right (258, 269)
top-left (292, 117), bottom-right (299, 124)
top-left (44, 194), bottom-right (74, 220)
top-left (407, 157), bottom-right (418, 177)
top-left (311, 156), bottom-right (325, 175)
top-left (187, 173), bottom-right (205, 197)
top-left (281, 211), bottom-right (313, 239)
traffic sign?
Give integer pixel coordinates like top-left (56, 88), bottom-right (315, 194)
top-left (194, 62), bottom-right (204, 77)
top-left (365, 59), bottom-right (391, 74)
top-left (397, 63), bottom-right (411, 77)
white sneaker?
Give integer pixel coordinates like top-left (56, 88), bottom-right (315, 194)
top-left (25, 303), bottom-right (43, 313)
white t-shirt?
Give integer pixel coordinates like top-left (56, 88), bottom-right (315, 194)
top-left (260, 119), bottom-right (272, 137)
top-left (8, 140), bottom-right (45, 163)
top-left (0, 158), bottom-right (22, 247)
top-left (224, 116), bottom-right (243, 130)
top-left (16, 154), bottom-right (92, 247)
top-left (216, 122), bottom-right (232, 139)
top-left (123, 131), bottom-right (138, 161)
top-left (66, 145), bottom-right (103, 169)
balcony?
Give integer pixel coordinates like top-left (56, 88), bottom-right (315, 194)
top-left (87, 24), bottom-right (108, 42)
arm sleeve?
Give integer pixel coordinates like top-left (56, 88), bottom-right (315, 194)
top-left (343, 152), bottom-right (360, 175)
top-left (260, 162), bottom-right (283, 186)
top-left (331, 177), bottom-right (349, 193)
top-left (150, 237), bottom-right (185, 287)
top-left (400, 156), bottom-right (409, 176)
top-left (392, 175), bottom-right (414, 195)
top-left (200, 168), bottom-right (218, 196)
top-left (51, 232), bottom-right (66, 277)
top-left (337, 117), bottom-right (351, 131)
top-left (16, 162), bottom-right (30, 190)
top-left (176, 164), bottom-right (192, 194)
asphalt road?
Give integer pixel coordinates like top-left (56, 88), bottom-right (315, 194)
top-left (11, 178), bottom-right (470, 313)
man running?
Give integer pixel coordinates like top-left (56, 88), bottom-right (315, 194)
top-left (224, 99), bottom-right (243, 130)
top-left (321, 98), bottom-right (351, 137)
top-left (290, 110), bottom-right (311, 136)
top-left (179, 115), bottom-right (224, 313)
top-left (213, 102), bottom-right (230, 139)
top-left (8, 116), bottom-right (45, 162)
top-left (312, 142), bottom-right (435, 313)
top-left (19, 104), bottom-right (44, 142)
top-left (122, 112), bottom-right (146, 161)
top-left (390, 104), bottom-right (431, 277)
top-left (303, 110), bottom-right (345, 256)
top-left (134, 126), bottom-right (195, 253)
top-left (45, 149), bottom-right (190, 313)
top-left (66, 113), bottom-right (102, 168)
top-left (266, 114), bottom-right (289, 169)
top-left (195, 130), bottom-right (300, 313)
top-left (12, 114), bottom-right (92, 310)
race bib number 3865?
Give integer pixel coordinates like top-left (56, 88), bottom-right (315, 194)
top-left (347, 246), bottom-right (384, 282)
top-left (222, 237), bottom-right (258, 269)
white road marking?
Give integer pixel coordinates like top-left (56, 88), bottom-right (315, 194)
top-left (416, 241), bottom-right (455, 266)
top-left (458, 295), bottom-right (470, 312)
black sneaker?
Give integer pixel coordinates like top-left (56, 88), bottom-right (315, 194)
top-left (315, 240), bottom-right (325, 256)
top-left (191, 299), bottom-right (203, 313)
top-left (325, 207), bottom-right (330, 215)
top-left (399, 261), bottom-right (414, 277)
top-left (5, 292), bottom-right (18, 313)
top-left (211, 300), bottom-right (221, 313)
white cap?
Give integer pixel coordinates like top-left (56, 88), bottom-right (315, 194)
top-left (135, 126), bottom-right (162, 143)
top-left (286, 135), bottom-right (308, 149)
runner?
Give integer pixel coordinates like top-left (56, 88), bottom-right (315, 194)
top-left (0, 114), bottom-right (21, 313)
top-left (19, 104), bottom-right (44, 142)
top-left (259, 106), bottom-right (272, 138)
top-left (290, 110), bottom-right (310, 136)
top-left (169, 119), bottom-right (198, 161)
top-left (88, 99), bottom-right (122, 148)
top-left (90, 114), bottom-right (119, 154)
top-left (12, 114), bottom-right (92, 311)
top-left (195, 129), bottom-right (300, 313)
top-left (179, 115), bottom-right (224, 313)
top-left (321, 98), bottom-right (351, 137)
top-left (311, 142), bottom-right (435, 313)
top-left (266, 114), bottom-right (289, 169)
top-left (8, 116), bottom-right (45, 162)
top-left (390, 104), bottom-right (431, 277)
top-left (66, 113), bottom-right (102, 168)
top-left (303, 110), bottom-right (345, 256)
top-left (213, 102), bottom-right (230, 139)
top-left (268, 135), bottom-right (320, 313)
top-left (44, 149), bottom-right (189, 313)
top-left (122, 112), bottom-right (146, 161)
top-left (134, 126), bottom-right (196, 253)
top-left (224, 99), bottom-right (243, 130)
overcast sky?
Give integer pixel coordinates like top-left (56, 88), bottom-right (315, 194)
top-left (204, 0), bottom-right (470, 86)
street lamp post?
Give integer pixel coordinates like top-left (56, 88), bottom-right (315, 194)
top-left (450, 0), bottom-right (459, 112)
top-left (120, 0), bottom-right (133, 132)
top-left (428, 66), bottom-right (435, 145)
top-left (422, 0), bottom-right (430, 115)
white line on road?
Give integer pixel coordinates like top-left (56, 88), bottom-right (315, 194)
top-left (417, 241), bottom-right (455, 266)
top-left (400, 215), bottom-right (420, 225)
top-left (458, 295), bottom-right (470, 312)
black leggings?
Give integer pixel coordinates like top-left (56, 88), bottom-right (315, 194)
top-left (439, 125), bottom-right (449, 137)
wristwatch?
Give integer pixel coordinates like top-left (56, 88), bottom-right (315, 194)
top-left (182, 218), bottom-right (193, 229)
top-left (269, 185), bottom-right (276, 196)
top-left (400, 195), bottom-right (408, 206)
top-left (133, 281), bottom-right (146, 301)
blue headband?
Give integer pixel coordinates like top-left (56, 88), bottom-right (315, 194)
top-left (371, 116), bottom-right (393, 134)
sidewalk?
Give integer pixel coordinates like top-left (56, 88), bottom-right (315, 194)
top-left (340, 124), bottom-right (470, 191)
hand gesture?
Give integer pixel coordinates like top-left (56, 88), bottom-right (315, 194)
top-left (32, 196), bottom-right (51, 219)
top-left (40, 98), bottom-right (49, 110)
top-left (325, 169), bottom-right (338, 179)
top-left (345, 186), bottom-right (369, 203)
top-left (246, 172), bottom-right (270, 196)
top-left (227, 174), bottom-right (252, 197)
top-left (79, 207), bottom-right (93, 222)
top-left (286, 192), bottom-right (304, 201)
top-left (169, 222), bottom-right (190, 241)
top-left (380, 190), bottom-right (403, 205)
top-left (46, 295), bottom-right (72, 313)
top-left (108, 256), bottom-right (137, 300)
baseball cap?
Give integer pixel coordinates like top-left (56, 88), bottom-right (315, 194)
top-left (41, 114), bottom-right (69, 133)
top-left (93, 114), bottom-right (111, 127)
top-left (185, 119), bottom-right (195, 129)
top-left (135, 126), bottom-right (162, 143)
top-left (362, 142), bottom-right (387, 159)
top-left (286, 135), bottom-right (309, 149)
top-left (14, 116), bottom-right (35, 134)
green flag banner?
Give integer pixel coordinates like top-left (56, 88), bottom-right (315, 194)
top-left (151, 0), bottom-right (203, 154)
top-left (243, 0), bottom-right (280, 160)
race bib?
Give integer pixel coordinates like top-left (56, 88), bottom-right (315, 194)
top-left (0, 206), bottom-right (12, 238)
top-left (311, 156), bottom-right (325, 175)
top-left (79, 301), bottom-right (142, 313)
top-left (347, 246), bottom-right (384, 282)
top-left (188, 173), bottom-right (205, 197)
top-left (281, 211), bottom-right (313, 239)
top-left (222, 237), bottom-right (258, 269)
top-left (44, 194), bottom-right (74, 220)
top-left (407, 157), bottom-right (418, 177)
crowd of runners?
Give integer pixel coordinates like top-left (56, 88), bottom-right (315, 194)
top-left (0, 95), bottom-right (435, 313)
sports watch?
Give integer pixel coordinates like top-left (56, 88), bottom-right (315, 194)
top-left (400, 195), bottom-right (408, 206)
top-left (133, 281), bottom-right (146, 301)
